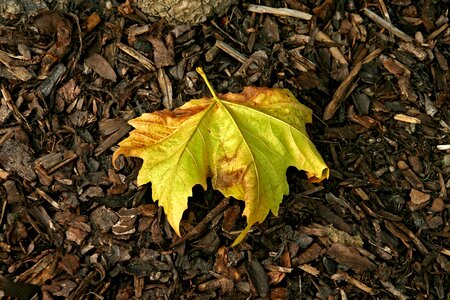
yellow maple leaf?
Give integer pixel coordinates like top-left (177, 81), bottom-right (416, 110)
top-left (113, 68), bottom-right (329, 246)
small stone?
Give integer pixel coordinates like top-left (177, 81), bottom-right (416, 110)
top-left (430, 198), bottom-right (445, 213)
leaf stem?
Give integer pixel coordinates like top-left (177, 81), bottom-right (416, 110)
top-left (196, 67), bottom-right (218, 100)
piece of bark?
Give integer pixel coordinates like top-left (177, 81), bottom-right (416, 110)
top-left (157, 68), bottom-right (173, 109)
top-left (34, 12), bottom-right (72, 75)
top-left (66, 220), bottom-right (91, 245)
top-left (323, 48), bottom-right (383, 120)
top-left (430, 198), bottom-right (444, 213)
top-left (261, 16), bottom-right (280, 43)
top-left (363, 8), bottom-right (413, 42)
top-left (58, 254), bottom-right (80, 275)
top-left (331, 270), bottom-right (375, 294)
top-left (90, 206), bottom-right (119, 233)
top-left (116, 42), bottom-right (156, 72)
top-left (82, 12), bottom-right (101, 32)
top-left (409, 188), bottom-right (431, 205)
top-left (0, 138), bottom-right (36, 181)
top-left (171, 197), bottom-right (229, 247)
top-left (294, 243), bottom-right (324, 265)
top-left (147, 36), bottom-right (175, 68)
top-left (94, 123), bottom-right (132, 156)
top-left (327, 243), bottom-right (376, 273)
top-left (39, 63), bottom-right (67, 97)
top-left (112, 208), bottom-right (138, 236)
top-left (0, 275), bottom-right (40, 300)
top-left (198, 277), bottom-right (234, 294)
top-left (247, 4), bottom-right (312, 20)
top-left (3, 180), bottom-right (24, 204)
top-left (245, 259), bottom-right (269, 297)
top-left (215, 40), bottom-right (248, 64)
top-left (85, 53), bottom-right (117, 82)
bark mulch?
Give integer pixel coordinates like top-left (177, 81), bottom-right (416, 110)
top-left (0, 0), bottom-right (449, 299)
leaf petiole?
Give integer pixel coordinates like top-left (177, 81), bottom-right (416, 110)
top-left (196, 67), bottom-right (218, 100)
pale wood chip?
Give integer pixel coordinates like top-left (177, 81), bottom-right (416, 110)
top-left (298, 264), bottom-right (320, 276)
top-left (331, 270), bottom-right (375, 295)
top-left (247, 4), bottom-right (312, 20)
top-left (394, 114), bottom-right (421, 124)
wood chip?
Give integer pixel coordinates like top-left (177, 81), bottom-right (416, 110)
top-left (85, 53), bottom-right (117, 82)
top-left (316, 31), bottom-right (348, 65)
top-left (323, 48), bottom-right (383, 120)
top-left (245, 259), bottom-right (269, 297)
top-left (215, 40), bottom-right (248, 64)
top-left (298, 264), bottom-right (320, 276)
top-left (394, 114), bottom-right (421, 124)
top-left (247, 4), bottom-right (312, 20)
top-left (409, 188), bottom-right (431, 205)
top-left (332, 270), bottom-right (375, 295)
top-left (430, 198), bottom-right (445, 213)
top-left (327, 243), bottom-right (376, 272)
top-left (363, 8), bottom-right (413, 42)
top-left (116, 42), bottom-right (156, 73)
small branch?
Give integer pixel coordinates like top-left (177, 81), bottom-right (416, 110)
top-left (315, 31), bottom-right (348, 65)
top-left (247, 4), bottom-right (312, 21)
top-left (171, 197), bottom-right (230, 247)
top-left (323, 48), bottom-right (383, 121)
top-left (363, 8), bottom-right (413, 42)
top-left (116, 42), bottom-right (156, 72)
top-left (215, 40), bottom-right (248, 64)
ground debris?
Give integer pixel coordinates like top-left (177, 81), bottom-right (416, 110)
top-left (0, 0), bottom-right (448, 298)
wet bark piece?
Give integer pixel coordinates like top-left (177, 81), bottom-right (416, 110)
top-left (245, 259), bottom-right (269, 297)
top-left (94, 122), bottom-right (132, 156)
top-left (112, 208), bottom-right (138, 236)
top-left (39, 63), bottom-right (67, 97)
top-left (0, 138), bottom-right (36, 181)
top-left (124, 260), bottom-right (171, 277)
top-left (16, 252), bottom-right (58, 285)
top-left (0, 275), bottom-right (40, 300)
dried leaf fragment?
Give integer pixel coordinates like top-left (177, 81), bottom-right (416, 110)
top-left (85, 53), bottom-right (117, 82)
top-left (113, 68), bottom-right (329, 245)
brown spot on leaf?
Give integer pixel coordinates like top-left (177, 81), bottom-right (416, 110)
top-left (221, 86), bottom-right (271, 104)
top-left (215, 154), bottom-right (245, 189)
top-left (215, 169), bottom-right (244, 189)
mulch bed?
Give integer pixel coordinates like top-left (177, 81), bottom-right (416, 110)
top-left (0, 0), bottom-right (449, 299)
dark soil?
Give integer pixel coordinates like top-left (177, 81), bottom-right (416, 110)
top-left (0, 0), bottom-right (449, 299)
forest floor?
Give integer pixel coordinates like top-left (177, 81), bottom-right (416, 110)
top-left (0, 0), bottom-right (449, 299)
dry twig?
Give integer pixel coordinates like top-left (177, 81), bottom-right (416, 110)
top-left (363, 8), bottom-right (413, 42)
top-left (247, 4), bottom-right (312, 20)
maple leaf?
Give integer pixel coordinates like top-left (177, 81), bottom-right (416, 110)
top-left (113, 68), bottom-right (329, 246)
